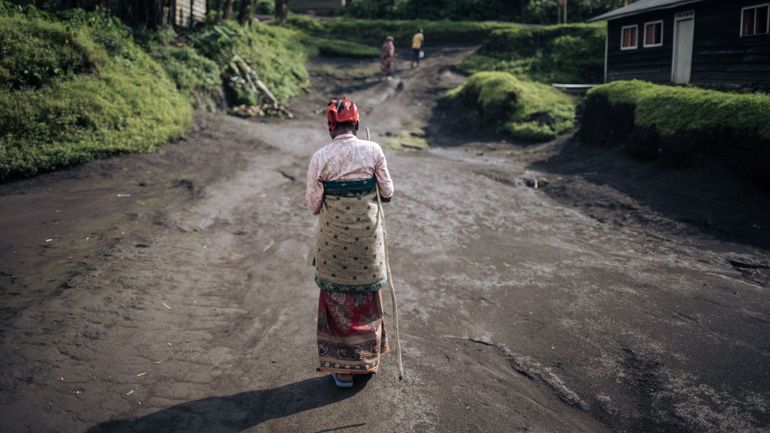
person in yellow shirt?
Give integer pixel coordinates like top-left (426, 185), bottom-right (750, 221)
top-left (411, 28), bottom-right (424, 69)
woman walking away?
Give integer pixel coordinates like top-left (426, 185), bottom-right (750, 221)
top-left (306, 96), bottom-right (395, 388)
top-left (411, 28), bottom-right (424, 68)
top-left (380, 35), bottom-right (395, 77)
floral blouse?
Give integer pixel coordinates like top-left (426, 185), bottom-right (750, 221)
top-left (305, 133), bottom-right (394, 215)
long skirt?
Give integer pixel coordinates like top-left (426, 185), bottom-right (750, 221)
top-left (317, 290), bottom-right (389, 375)
top-left (380, 56), bottom-right (393, 76)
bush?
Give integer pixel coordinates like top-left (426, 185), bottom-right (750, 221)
top-left (0, 6), bottom-right (191, 181)
top-left (138, 28), bottom-right (222, 109)
top-left (284, 15), bottom-right (514, 46)
top-left (255, 0), bottom-right (274, 15)
top-left (578, 80), bottom-right (770, 188)
top-left (307, 37), bottom-right (380, 58)
top-left (341, 0), bottom-right (625, 22)
top-left (0, 13), bottom-right (104, 89)
top-left (443, 71), bottom-right (576, 141)
top-left (461, 23), bottom-right (605, 84)
top-left (193, 21), bottom-right (311, 103)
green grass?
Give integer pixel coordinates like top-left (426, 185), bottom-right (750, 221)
top-left (192, 21), bottom-right (311, 104)
top-left (139, 28), bottom-right (222, 110)
top-left (444, 71), bottom-right (576, 141)
top-left (0, 6), bottom-right (191, 180)
top-left (589, 80), bottom-right (770, 140)
top-left (284, 15), bottom-right (516, 46)
top-left (0, 14), bottom-right (101, 89)
top-left (579, 80), bottom-right (770, 187)
top-left (307, 63), bottom-right (379, 80)
top-left (308, 37), bottom-right (380, 58)
top-left (460, 23), bottom-right (605, 84)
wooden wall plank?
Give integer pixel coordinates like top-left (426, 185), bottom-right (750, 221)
top-left (605, 0), bottom-right (770, 87)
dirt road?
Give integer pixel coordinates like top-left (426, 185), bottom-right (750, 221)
top-left (1, 48), bottom-right (769, 433)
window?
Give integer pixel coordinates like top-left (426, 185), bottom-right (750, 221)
top-left (741, 4), bottom-right (769, 36)
top-left (621, 25), bottom-right (638, 50)
top-left (644, 20), bottom-right (664, 47)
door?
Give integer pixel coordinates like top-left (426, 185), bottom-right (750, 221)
top-left (673, 14), bottom-right (695, 84)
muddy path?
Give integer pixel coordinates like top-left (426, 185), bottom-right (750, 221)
top-left (1, 47), bottom-right (769, 433)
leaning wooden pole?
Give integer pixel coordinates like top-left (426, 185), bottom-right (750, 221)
top-left (368, 127), bottom-right (404, 380)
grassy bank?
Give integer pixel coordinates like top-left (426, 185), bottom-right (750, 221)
top-left (285, 15), bottom-right (516, 46)
top-left (443, 71), bottom-right (576, 141)
top-left (0, 6), bottom-right (191, 180)
top-left (0, 4), bottom-right (317, 180)
top-left (309, 37), bottom-right (380, 58)
top-left (139, 29), bottom-right (223, 110)
top-left (460, 23), bottom-right (605, 84)
top-left (579, 80), bottom-right (770, 188)
top-left (191, 21), bottom-right (311, 104)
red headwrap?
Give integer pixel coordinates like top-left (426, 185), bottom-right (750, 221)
top-left (326, 96), bottom-right (359, 131)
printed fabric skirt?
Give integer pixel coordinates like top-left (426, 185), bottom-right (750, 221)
top-left (315, 178), bottom-right (390, 374)
top-left (317, 290), bottom-right (390, 375)
top-left (380, 56), bottom-right (393, 75)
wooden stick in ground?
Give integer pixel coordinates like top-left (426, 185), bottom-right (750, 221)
top-left (368, 127), bottom-right (404, 380)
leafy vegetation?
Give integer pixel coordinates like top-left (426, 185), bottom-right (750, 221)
top-left (587, 80), bottom-right (770, 140)
top-left (461, 23), bottom-right (605, 84)
top-left (138, 28), bottom-right (223, 110)
top-left (444, 71), bottom-right (576, 141)
top-left (579, 80), bottom-right (770, 187)
top-left (0, 5), bottom-right (191, 181)
top-left (0, 13), bottom-right (100, 89)
top-left (285, 15), bottom-right (514, 46)
top-left (191, 21), bottom-right (310, 103)
top-left (308, 37), bottom-right (380, 58)
top-left (342, 0), bottom-right (627, 23)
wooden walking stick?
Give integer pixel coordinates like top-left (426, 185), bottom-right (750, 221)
top-left (367, 127), bottom-right (404, 380)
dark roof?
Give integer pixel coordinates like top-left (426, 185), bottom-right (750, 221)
top-left (588, 0), bottom-right (707, 22)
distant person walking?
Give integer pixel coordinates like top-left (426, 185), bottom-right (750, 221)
top-left (411, 29), bottom-right (424, 68)
top-left (380, 35), bottom-right (395, 77)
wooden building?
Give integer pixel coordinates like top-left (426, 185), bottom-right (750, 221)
top-left (27, 1), bottom-right (206, 28)
top-left (171, 0), bottom-right (206, 28)
top-left (590, 0), bottom-right (770, 88)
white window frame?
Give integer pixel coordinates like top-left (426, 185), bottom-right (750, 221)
top-left (643, 20), bottom-right (664, 47)
top-left (740, 3), bottom-right (770, 37)
top-left (621, 24), bottom-right (639, 50)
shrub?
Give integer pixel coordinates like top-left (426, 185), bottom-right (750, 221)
top-left (443, 71), bottom-right (576, 141)
top-left (284, 15), bottom-right (514, 46)
top-left (461, 23), bottom-right (605, 84)
top-left (0, 14), bottom-right (105, 89)
top-left (309, 37), bottom-right (380, 58)
top-left (579, 80), bottom-right (770, 188)
top-left (193, 21), bottom-right (311, 102)
top-left (138, 28), bottom-right (222, 109)
top-left (0, 7), bottom-right (191, 181)
top-left (255, 0), bottom-right (274, 15)
top-left (340, 0), bottom-right (623, 22)
top-left (591, 81), bottom-right (770, 140)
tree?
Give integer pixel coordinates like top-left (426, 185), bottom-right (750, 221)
top-left (214, 0), bottom-right (223, 20)
top-left (275, 0), bottom-right (287, 20)
top-left (238, 0), bottom-right (255, 23)
top-left (223, 0), bottom-right (233, 19)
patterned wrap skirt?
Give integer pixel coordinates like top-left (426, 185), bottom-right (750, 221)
top-left (314, 178), bottom-right (390, 374)
top-left (317, 290), bottom-right (389, 374)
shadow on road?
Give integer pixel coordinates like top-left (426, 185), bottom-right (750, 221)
top-left (532, 138), bottom-right (770, 252)
top-left (86, 376), bottom-right (370, 433)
